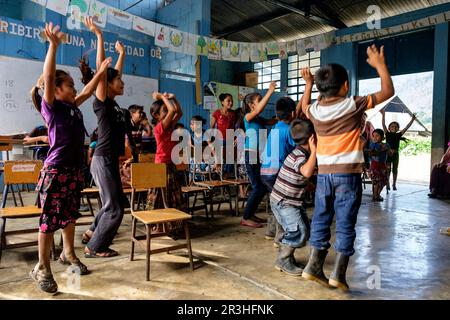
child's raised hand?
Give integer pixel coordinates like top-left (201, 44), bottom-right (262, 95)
top-left (301, 67), bottom-right (314, 84)
top-left (115, 41), bottom-right (125, 55)
top-left (152, 91), bottom-right (162, 100)
top-left (44, 22), bottom-right (65, 47)
top-left (163, 92), bottom-right (176, 99)
top-left (268, 81), bottom-right (277, 92)
top-left (83, 16), bottom-right (101, 35)
top-left (366, 44), bottom-right (386, 69)
top-left (98, 57), bottom-right (112, 74)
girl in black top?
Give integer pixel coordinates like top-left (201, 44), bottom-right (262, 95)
top-left (381, 108), bottom-right (416, 191)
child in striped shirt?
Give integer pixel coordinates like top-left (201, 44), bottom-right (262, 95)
top-left (270, 119), bottom-right (316, 276)
top-left (300, 45), bottom-right (395, 290)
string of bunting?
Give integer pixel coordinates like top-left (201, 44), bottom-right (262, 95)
top-left (31, 0), bottom-right (450, 62)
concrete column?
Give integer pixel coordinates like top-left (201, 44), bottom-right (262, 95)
top-left (431, 22), bottom-right (450, 167)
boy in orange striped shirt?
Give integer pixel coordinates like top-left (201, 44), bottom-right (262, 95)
top-left (300, 45), bottom-right (394, 290)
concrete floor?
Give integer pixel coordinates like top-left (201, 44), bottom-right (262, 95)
top-left (0, 182), bottom-right (449, 300)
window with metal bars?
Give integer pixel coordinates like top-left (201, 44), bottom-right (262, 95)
top-left (287, 52), bottom-right (321, 101)
top-left (253, 59), bottom-right (281, 92)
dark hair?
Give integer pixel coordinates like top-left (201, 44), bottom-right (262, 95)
top-left (388, 121), bottom-right (400, 129)
top-left (191, 115), bottom-right (206, 125)
top-left (175, 123), bottom-right (185, 129)
top-left (314, 64), bottom-right (349, 98)
top-left (373, 128), bottom-right (385, 140)
top-left (275, 97), bottom-right (296, 120)
top-left (290, 119), bottom-right (315, 146)
top-left (128, 104), bottom-right (144, 113)
top-left (79, 57), bottom-right (94, 85)
top-left (219, 93), bottom-right (232, 102)
top-left (55, 69), bottom-right (70, 87)
top-left (150, 99), bottom-right (165, 124)
top-left (243, 93), bottom-right (262, 114)
top-left (31, 86), bottom-right (42, 112)
top-left (107, 67), bottom-right (120, 83)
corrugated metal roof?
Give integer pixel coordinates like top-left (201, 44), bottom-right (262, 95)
top-left (212, 0), bottom-right (450, 42)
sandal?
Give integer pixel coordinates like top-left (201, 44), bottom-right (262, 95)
top-left (58, 254), bottom-right (90, 275)
top-left (240, 219), bottom-right (263, 228)
top-left (84, 247), bottom-right (119, 258)
top-left (29, 268), bottom-right (58, 294)
top-left (81, 230), bottom-right (92, 244)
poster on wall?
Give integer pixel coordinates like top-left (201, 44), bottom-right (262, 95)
top-left (107, 6), bottom-right (133, 29)
top-left (132, 15), bottom-right (155, 36)
top-left (221, 40), bottom-right (240, 62)
top-left (154, 24), bottom-right (169, 47)
top-left (88, 0), bottom-right (108, 28)
top-left (203, 82), bottom-right (218, 111)
top-left (168, 28), bottom-right (186, 53)
top-left (46, 0), bottom-right (70, 15)
top-left (287, 40), bottom-right (297, 53)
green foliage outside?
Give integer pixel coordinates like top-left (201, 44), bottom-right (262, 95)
top-left (398, 136), bottom-right (431, 156)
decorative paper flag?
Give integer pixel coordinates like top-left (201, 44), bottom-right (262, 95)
top-left (238, 86), bottom-right (255, 102)
top-left (46, 0), bottom-right (70, 15)
top-left (132, 15), bottom-right (155, 36)
top-left (30, 0), bottom-right (47, 6)
top-left (207, 38), bottom-right (221, 60)
top-left (266, 42), bottom-right (280, 55)
top-left (304, 37), bottom-right (315, 52)
top-left (68, 0), bottom-right (92, 22)
top-left (287, 40), bottom-right (296, 53)
top-left (88, 0), bottom-right (107, 28)
top-left (228, 41), bottom-right (241, 62)
top-left (154, 24), bottom-right (169, 48)
top-left (186, 33), bottom-right (198, 56)
top-left (250, 43), bottom-right (260, 62)
top-left (168, 28), bottom-right (186, 53)
top-left (259, 43), bottom-right (268, 61)
top-left (297, 39), bottom-right (306, 56)
top-left (220, 40), bottom-right (231, 61)
top-left (240, 43), bottom-right (249, 62)
top-left (107, 6), bottom-right (133, 29)
top-left (278, 42), bottom-right (287, 59)
top-left (196, 36), bottom-right (208, 56)
top-left (220, 40), bottom-right (240, 61)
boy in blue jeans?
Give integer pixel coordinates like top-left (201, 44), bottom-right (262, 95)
top-left (301, 44), bottom-right (395, 290)
top-left (270, 119), bottom-right (316, 276)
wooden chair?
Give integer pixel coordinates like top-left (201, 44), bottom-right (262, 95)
top-left (222, 162), bottom-right (250, 216)
top-left (0, 160), bottom-right (53, 265)
top-left (176, 163), bottom-right (209, 218)
top-left (129, 163), bottom-right (194, 281)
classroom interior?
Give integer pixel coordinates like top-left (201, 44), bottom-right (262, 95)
top-left (0, 0), bottom-right (449, 300)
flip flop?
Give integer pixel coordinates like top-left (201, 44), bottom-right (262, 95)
top-left (84, 248), bottom-right (119, 258)
top-left (81, 231), bottom-right (92, 244)
top-left (240, 219), bottom-right (263, 228)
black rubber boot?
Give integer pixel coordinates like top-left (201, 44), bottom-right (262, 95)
top-left (302, 247), bottom-right (329, 287)
top-left (265, 214), bottom-right (276, 239)
top-left (274, 244), bottom-right (303, 276)
top-left (329, 252), bottom-right (350, 290)
top-left (273, 221), bottom-right (285, 248)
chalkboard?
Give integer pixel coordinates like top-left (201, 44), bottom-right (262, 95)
top-left (0, 55), bottom-right (158, 136)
